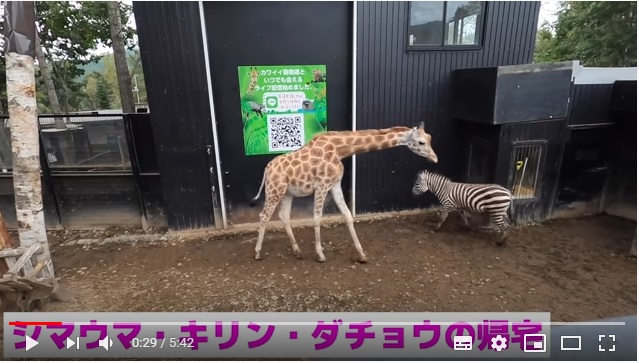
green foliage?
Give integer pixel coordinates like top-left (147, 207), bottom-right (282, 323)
top-left (534, 1), bottom-right (637, 67)
top-left (533, 22), bottom-right (556, 64)
top-left (100, 49), bottom-right (147, 109)
top-left (0, 1), bottom-right (140, 114)
top-left (303, 113), bottom-right (326, 144)
top-left (243, 116), bottom-right (269, 156)
top-left (311, 83), bottom-right (328, 129)
top-left (95, 74), bottom-right (113, 109)
top-left (240, 93), bottom-right (260, 126)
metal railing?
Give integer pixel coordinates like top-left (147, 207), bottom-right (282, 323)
top-left (0, 113), bottom-right (158, 229)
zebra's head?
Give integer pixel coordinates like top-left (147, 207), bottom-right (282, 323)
top-left (412, 170), bottom-right (434, 195)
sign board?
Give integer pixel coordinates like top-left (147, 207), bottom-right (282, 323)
top-left (237, 65), bottom-right (328, 156)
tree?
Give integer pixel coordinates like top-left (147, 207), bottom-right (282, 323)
top-left (96, 74), bottom-right (113, 109)
top-left (35, 30), bottom-right (62, 114)
top-left (533, 21), bottom-right (556, 64)
top-left (106, 1), bottom-right (135, 113)
top-left (0, 1), bottom-right (137, 114)
top-left (534, 1), bottom-right (637, 67)
top-left (4, 0), bottom-right (53, 256)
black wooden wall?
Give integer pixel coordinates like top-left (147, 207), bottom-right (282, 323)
top-left (133, 1), bottom-right (219, 230)
top-left (354, 1), bottom-right (541, 214)
top-left (201, 1), bottom-right (353, 226)
top-left (605, 81), bottom-right (637, 208)
top-left (568, 84), bottom-right (615, 126)
top-left (555, 83), bottom-right (617, 209)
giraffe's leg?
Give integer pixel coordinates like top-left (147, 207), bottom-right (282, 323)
top-left (255, 188), bottom-right (285, 261)
top-left (313, 187), bottom-right (331, 263)
top-left (489, 212), bottom-right (509, 247)
top-left (278, 194), bottom-right (302, 259)
top-left (331, 183), bottom-right (367, 263)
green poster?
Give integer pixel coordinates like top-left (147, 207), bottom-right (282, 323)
top-left (237, 64), bottom-right (328, 156)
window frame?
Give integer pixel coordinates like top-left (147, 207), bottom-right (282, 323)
top-left (507, 140), bottom-right (548, 203)
top-left (406, 1), bottom-right (487, 52)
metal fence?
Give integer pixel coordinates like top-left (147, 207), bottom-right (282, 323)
top-left (0, 113), bottom-right (164, 230)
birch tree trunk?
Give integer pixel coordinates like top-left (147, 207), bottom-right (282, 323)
top-left (35, 33), bottom-right (65, 128)
top-left (3, 2), bottom-right (57, 309)
top-left (6, 53), bottom-right (49, 253)
top-left (106, 1), bottom-right (135, 113)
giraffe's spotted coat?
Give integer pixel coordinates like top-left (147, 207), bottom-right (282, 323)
top-left (251, 123), bottom-right (438, 262)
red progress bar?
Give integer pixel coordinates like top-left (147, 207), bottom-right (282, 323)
top-left (9, 321), bottom-right (63, 326)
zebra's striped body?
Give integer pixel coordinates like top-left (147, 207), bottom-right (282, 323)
top-left (412, 170), bottom-right (513, 245)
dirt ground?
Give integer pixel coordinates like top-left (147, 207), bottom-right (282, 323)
top-left (34, 212), bottom-right (636, 323)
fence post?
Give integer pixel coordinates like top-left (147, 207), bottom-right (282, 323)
top-left (38, 131), bottom-right (63, 229)
top-left (122, 114), bottom-right (149, 230)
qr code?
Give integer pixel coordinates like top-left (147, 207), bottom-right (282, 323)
top-left (267, 113), bottom-right (305, 152)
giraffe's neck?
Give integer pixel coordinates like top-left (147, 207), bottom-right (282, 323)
top-left (333, 127), bottom-right (412, 159)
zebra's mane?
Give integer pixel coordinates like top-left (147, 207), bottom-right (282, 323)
top-left (419, 170), bottom-right (451, 184)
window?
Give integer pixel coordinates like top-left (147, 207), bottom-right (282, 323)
top-left (40, 116), bottom-right (132, 172)
top-left (508, 142), bottom-right (546, 200)
top-left (408, 1), bottom-right (485, 49)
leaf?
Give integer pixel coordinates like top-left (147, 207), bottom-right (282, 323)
top-left (534, 1), bottom-right (637, 67)
top-left (244, 116), bottom-right (269, 155)
top-left (303, 113), bottom-right (327, 144)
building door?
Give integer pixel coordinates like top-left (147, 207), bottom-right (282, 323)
top-left (497, 120), bottom-right (569, 223)
top-left (203, 1), bottom-right (353, 225)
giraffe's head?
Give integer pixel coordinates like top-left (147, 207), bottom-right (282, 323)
top-left (403, 122), bottom-right (438, 163)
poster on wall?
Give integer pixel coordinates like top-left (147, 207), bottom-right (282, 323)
top-left (237, 65), bottom-right (328, 156)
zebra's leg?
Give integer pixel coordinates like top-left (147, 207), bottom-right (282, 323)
top-left (477, 212), bottom-right (498, 231)
top-left (489, 212), bottom-right (509, 246)
top-left (432, 206), bottom-right (453, 233)
top-left (460, 210), bottom-right (472, 229)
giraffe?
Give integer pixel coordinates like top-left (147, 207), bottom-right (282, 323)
top-left (249, 122), bottom-right (438, 263)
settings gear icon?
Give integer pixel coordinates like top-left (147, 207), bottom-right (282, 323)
top-left (490, 335), bottom-right (508, 351)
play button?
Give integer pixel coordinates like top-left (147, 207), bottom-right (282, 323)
top-left (66, 337), bottom-right (76, 349)
top-left (25, 336), bottom-right (39, 351)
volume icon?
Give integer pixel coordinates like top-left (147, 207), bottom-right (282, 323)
top-left (98, 336), bottom-right (114, 351)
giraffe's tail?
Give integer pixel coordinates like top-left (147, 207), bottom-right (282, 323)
top-left (249, 168), bottom-right (267, 207)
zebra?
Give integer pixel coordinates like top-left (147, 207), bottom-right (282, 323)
top-left (412, 170), bottom-right (513, 246)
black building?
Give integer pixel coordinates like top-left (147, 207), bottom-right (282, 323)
top-left (0, 1), bottom-right (635, 232)
top-left (132, 0), bottom-right (548, 231)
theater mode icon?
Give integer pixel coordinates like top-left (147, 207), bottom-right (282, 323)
top-left (453, 335), bottom-right (473, 351)
top-left (560, 336), bottom-right (582, 351)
